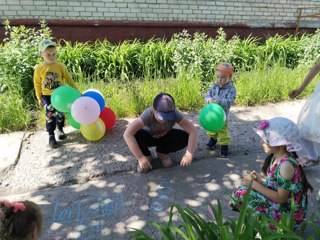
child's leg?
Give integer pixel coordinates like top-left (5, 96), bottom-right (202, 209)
top-left (217, 122), bottom-right (230, 157)
top-left (207, 131), bottom-right (218, 149)
top-left (217, 122), bottom-right (230, 146)
top-left (299, 137), bottom-right (319, 160)
top-left (42, 96), bottom-right (58, 147)
top-left (135, 129), bottom-right (158, 157)
top-left (56, 111), bottom-right (66, 140)
top-left (156, 129), bottom-right (188, 154)
top-left (42, 96), bottom-right (56, 136)
top-left (207, 131), bottom-right (218, 140)
top-left (56, 111), bottom-right (65, 131)
top-left (155, 129), bottom-right (188, 167)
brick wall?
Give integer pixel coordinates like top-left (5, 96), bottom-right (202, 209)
top-left (1, 0), bottom-right (320, 28)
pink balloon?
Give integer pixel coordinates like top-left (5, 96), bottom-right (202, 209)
top-left (71, 96), bottom-right (100, 124)
top-left (99, 107), bottom-right (116, 130)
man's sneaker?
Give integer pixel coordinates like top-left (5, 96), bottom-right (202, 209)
top-left (206, 138), bottom-right (218, 150)
top-left (49, 135), bottom-right (58, 148)
top-left (156, 152), bottom-right (173, 167)
top-left (220, 145), bottom-right (229, 158)
top-left (56, 129), bottom-right (67, 140)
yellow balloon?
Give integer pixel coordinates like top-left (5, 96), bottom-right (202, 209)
top-left (80, 118), bottom-right (106, 141)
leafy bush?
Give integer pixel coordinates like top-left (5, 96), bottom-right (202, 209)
top-left (1, 20), bottom-right (320, 132)
top-left (129, 185), bottom-right (320, 240)
top-left (0, 19), bottom-right (52, 132)
top-left (0, 19), bottom-right (52, 104)
top-left (297, 29), bottom-right (320, 67)
top-left (0, 86), bottom-right (31, 132)
top-left (259, 34), bottom-right (303, 69)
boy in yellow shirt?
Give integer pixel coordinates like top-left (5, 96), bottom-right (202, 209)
top-left (33, 39), bottom-right (78, 148)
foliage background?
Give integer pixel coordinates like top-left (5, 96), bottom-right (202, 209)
top-left (0, 20), bottom-right (320, 132)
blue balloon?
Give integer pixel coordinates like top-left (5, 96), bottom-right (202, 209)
top-left (82, 90), bottom-right (105, 111)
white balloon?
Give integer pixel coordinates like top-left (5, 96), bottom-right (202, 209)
top-left (71, 96), bottom-right (100, 124)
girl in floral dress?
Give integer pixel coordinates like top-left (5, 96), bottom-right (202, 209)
top-left (229, 117), bottom-right (313, 225)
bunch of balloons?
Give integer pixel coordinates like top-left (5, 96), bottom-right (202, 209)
top-left (199, 103), bottom-right (226, 132)
top-left (51, 86), bottom-right (116, 141)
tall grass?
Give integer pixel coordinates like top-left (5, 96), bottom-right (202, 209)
top-left (76, 74), bottom-right (203, 118)
top-left (235, 65), bottom-right (317, 106)
top-left (0, 19), bottom-right (52, 104)
top-left (1, 20), bottom-right (320, 132)
top-left (0, 84), bottom-right (31, 132)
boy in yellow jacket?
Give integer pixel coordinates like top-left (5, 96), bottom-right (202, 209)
top-left (33, 39), bottom-right (78, 148)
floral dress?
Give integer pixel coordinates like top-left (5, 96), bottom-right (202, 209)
top-left (229, 156), bottom-right (308, 225)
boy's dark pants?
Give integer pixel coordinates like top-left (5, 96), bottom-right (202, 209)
top-left (135, 129), bottom-right (189, 156)
top-left (42, 95), bottom-right (65, 136)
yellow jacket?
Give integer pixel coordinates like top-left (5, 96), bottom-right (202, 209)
top-left (33, 62), bottom-right (78, 100)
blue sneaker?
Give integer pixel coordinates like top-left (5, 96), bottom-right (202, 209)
top-left (206, 138), bottom-right (217, 150)
top-left (220, 145), bottom-right (229, 158)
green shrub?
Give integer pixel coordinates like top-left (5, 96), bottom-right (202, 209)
top-left (1, 20), bottom-right (320, 132)
top-left (0, 19), bottom-right (52, 105)
top-left (0, 83), bottom-right (31, 132)
top-left (297, 29), bottom-right (320, 67)
top-left (129, 184), bottom-right (320, 240)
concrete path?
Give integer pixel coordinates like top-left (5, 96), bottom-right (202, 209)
top-left (0, 100), bottom-right (319, 239)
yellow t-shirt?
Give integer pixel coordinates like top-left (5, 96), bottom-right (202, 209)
top-left (33, 61), bottom-right (78, 100)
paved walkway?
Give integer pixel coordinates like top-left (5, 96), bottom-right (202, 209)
top-left (0, 100), bottom-right (319, 239)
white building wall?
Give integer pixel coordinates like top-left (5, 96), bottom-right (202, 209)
top-left (0, 0), bottom-right (319, 28)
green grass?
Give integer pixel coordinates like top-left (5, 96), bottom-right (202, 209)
top-left (1, 20), bottom-right (320, 132)
top-left (0, 65), bottom-right (317, 133)
top-left (235, 65), bottom-right (317, 106)
top-left (76, 74), bottom-right (204, 118)
top-left (0, 88), bottom-right (31, 132)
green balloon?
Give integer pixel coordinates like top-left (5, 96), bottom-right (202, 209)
top-left (51, 86), bottom-right (81, 112)
top-left (67, 112), bottom-right (80, 129)
top-left (199, 103), bottom-right (226, 131)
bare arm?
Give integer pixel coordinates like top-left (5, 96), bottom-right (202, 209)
top-left (33, 67), bottom-right (43, 107)
top-left (178, 118), bottom-right (198, 166)
top-left (123, 118), bottom-right (152, 170)
top-left (243, 163), bottom-right (294, 203)
top-left (251, 181), bottom-right (290, 203)
top-left (289, 60), bottom-right (320, 99)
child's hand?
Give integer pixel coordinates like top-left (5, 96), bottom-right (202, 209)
top-left (242, 172), bottom-right (254, 186)
top-left (288, 88), bottom-right (302, 99)
top-left (249, 171), bottom-right (265, 184)
top-left (247, 170), bottom-right (257, 180)
top-left (180, 152), bottom-right (192, 167)
top-left (38, 99), bottom-right (44, 107)
top-left (138, 156), bottom-right (152, 172)
top-left (208, 99), bottom-right (220, 104)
